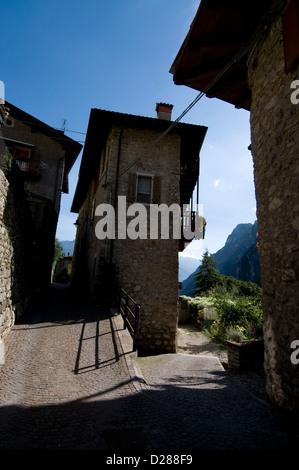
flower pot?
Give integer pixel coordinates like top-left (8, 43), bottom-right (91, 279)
top-left (226, 339), bottom-right (264, 370)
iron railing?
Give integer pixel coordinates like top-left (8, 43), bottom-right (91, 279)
top-left (118, 287), bottom-right (140, 351)
top-left (15, 158), bottom-right (40, 178)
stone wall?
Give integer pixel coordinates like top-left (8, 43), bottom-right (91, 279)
top-left (112, 126), bottom-right (180, 354)
top-left (248, 11), bottom-right (299, 410)
top-left (0, 165), bottom-right (32, 339)
top-left (227, 340), bottom-right (264, 370)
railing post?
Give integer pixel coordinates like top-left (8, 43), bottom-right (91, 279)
top-left (133, 304), bottom-right (140, 351)
top-left (118, 286), bottom-right (140, 353)
top-left (118, 287), bottom-right (121, 316)
top-left (124, 294), bottom-right (128, 330)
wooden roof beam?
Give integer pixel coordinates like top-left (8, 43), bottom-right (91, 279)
top-left (205, 68), bottom-right (248, 96)
top-left (173, 55), bottom-right (234, 85)
top-left (187, 30), bottom-right (252, 51)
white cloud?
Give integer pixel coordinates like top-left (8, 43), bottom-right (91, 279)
top-left (214, 179), bottom-right (221, 188)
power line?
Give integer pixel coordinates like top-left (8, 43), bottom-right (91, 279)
top-left (1, 119), bottom-right (86, 144)
top-left (3, 2), bottom-right (282, 174)
top-left (105, 1), bottom-right (287, 188)
top-left (104, 10), bottom-right (269, 187)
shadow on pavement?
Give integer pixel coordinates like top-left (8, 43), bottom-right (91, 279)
top-left (0, 283), bottom-right (297, 452)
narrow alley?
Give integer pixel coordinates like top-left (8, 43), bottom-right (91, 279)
top-left (0, 284), bottom-right (297, 452)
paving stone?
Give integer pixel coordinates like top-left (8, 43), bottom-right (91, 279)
top-left (0, 284), bottom-right (298, 452)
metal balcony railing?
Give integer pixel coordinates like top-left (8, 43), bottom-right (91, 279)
top-left (15, 158), bottom-right (40, 178)
top-left (180, 210), bottom-right (206, 251)
top-left (118, 287), bottom-right (140, 351)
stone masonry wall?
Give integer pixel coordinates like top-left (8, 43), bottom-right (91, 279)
top-left (0, 169), bottom-right (13, 338)
top-left (72, 124), bottom-right (181, 354)
top-left (248, 11), bottom-right (299, 410)
top-left (111, 126), bottom-right (181, 354)
top-left (0, 166), bottom-right (32, 339)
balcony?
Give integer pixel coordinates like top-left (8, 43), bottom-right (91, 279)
top-left (180, 150), bottom-right (200, 207)
top-left (15, 158), bottom-right (40, 180)
top-left (179, 209), bottom-right (205, 252)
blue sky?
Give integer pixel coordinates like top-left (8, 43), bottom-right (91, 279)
top-left (1, 0), bottom-right (256, 260)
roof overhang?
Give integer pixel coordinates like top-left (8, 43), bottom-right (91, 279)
top-left (170, 0), bottom-right (275, 111)
top-left (71, 108), bottom-right (207, 213)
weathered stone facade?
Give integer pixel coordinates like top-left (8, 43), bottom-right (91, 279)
top-left (248, 12), bottom-right (299, 411)
top-left (1, 103), bottom-right (82, 292)
top-left (111, 127), bottom-right (181, 354)
top-left (170, 0), bottom-right (299, 412)
top-left (0, 166), bottom-right (32, 339)
top-left (71, 107), bottom-right (206, 354)
top-left (0, 102), bottom-right (81, 339)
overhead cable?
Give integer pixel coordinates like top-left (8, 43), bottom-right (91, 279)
top-left (104, 3), bottom-right (278, 187)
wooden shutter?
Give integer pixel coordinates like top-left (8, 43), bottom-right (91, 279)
top-left (282, 0), bottom-right (299, 72)
top-left (128, 173), bottom-right (136, 203)
top-left (152, 176), bottom-right (162, 204)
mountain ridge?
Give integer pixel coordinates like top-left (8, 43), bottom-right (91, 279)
top-left (58, 240), bottom-right (75, 256)
top-left (180, 221), bottom-right (260, 297)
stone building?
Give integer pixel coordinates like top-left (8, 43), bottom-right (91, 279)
top-left (71, 104), bottom-right (207, 354)
top-left (0, 102), bottom-right (81, 339)
top-left (170, 0), bottom-right (299, 411)
top-left (1, 102), bottom-right (82, 293)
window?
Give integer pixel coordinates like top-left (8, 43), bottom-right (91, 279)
top-left (4, 118), bottom-right (14, 127)
top-left (128, 173), bottom-right (161, 204)
top-left (136, 175), bottom-right (153, 203)
top-left (14, 146), bottom-right (31, 160)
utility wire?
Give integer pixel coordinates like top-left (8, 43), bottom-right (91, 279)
top-left (3, 2), bottom-right (283, 171)
top-left (105, 2), bottom-right (282, 187)
top-left (1, 17), bottom-right (260, 155)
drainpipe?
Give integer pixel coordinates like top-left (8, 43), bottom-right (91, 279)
top-left (53, 157), bottom-right (65, 216)
top-left (109, 127), bottom-right (124, 265)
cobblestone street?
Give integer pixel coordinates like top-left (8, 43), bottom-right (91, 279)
top-left (0, 284), bottom-right (297, 452)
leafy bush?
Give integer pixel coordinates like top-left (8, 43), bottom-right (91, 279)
top-left (210, 319), bottom-right (227, 342)
top-left (180, 295), bottom-right (214, 326)
top-left (211, 295), bottom-right (263, 341)
top-left (218, 275), bottom-right (262, 300)
top-left (183, 250), bottom-right (263, 341)
top-left (180, 295), bottom-right (214, 310)
top-left (226, 325), bottom-right (246, 342)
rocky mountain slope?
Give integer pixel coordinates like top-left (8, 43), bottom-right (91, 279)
top-left (180, 221), bottom-right (260, 296)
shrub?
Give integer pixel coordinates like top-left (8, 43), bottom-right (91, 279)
top-left (180, 295), bottom-right (214, 310)
top-left (212, 295), bottom-right (263, 341)
top-left (226, 326), bottom-right (246, 342)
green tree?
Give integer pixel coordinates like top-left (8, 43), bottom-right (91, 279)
top-left (194, 250), bottom-right (220, 295)
top-left (54, 238), bottom-right (64, 262)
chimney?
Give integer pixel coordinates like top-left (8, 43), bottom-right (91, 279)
top-left (156, 102), bottom-right (173, 120)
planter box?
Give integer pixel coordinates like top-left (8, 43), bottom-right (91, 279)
top-left (227, 339), bottom-right (264, 370)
